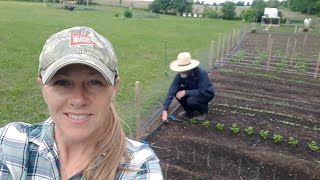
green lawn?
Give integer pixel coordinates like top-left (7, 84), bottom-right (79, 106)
top-left (0, 1), bottom-right (245, 133)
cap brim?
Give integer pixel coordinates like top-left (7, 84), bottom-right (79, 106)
top-left (170, 59), bottom-right (199, 72)
top-left (40, 54), bottom-right (115, 85)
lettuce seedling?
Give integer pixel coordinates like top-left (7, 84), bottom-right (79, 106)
top-left (215, 123), bottom-right (225, 131)
top-left (244, 126), bottom-right (254, 136)
top-left (230, 123), bottom-right (240, 134)
top-left (259, 130), bottom-right (269, 139)
top-left (288, 137), bottom-right (299, 147)
top-left (308, 141), bottom-right (319, 152)
top-left (273, 134), bottom-right (284, 143)
top-left (202, 120), bottom-right (210, 127)
top-left (190, 117), bottom-right (197, 124)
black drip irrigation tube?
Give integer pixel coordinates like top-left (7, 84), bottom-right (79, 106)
top-left (141, 104), bottom-right (181, 143)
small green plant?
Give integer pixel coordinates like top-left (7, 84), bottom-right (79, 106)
top-left (190, 117), bottom-right (197, 124)
top-left (215, 123), bottom-right (225, 131)
top-left (230, 123), bottom-right (240, 134)
top-left (288, 137), bottom-right (299, 147)
top-left (253, 49), bottom-right (267, 66)
top-left (202, 120), bottom-right (210, 127)
top-left (275, 57), bottom-right (288, 71)
top-left (259, 130), bottom-right (269, 139)
top-left (272, 134), bottom-right (284, 143)
top-left (230, 51), bottom-right (245, 64)
top-left (294, 60), bottom-right (307, 73)
top-left (114, 12), bottom-right (121, 17)
top-left (123, 9), bottom-right (133, 18)
top-left (308, 141), bottom-right (319, 152)
top-left (244, 126), bottom-right (254, 136)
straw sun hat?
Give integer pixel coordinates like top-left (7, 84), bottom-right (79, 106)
top-left (170, 52), bottom-right (200, 72)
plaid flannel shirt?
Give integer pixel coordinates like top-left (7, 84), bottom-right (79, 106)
top-left (0, 118), bottom-right (163, 180)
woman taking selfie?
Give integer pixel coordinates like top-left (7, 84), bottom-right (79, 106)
top-left (0, 26), bottom-right (163, 180)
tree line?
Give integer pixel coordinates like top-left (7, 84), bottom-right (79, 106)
top-left (149, 0), bottom-right (320, 21)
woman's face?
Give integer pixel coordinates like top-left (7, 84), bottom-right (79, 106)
top-left (40, 64), bottom-right (118, 142)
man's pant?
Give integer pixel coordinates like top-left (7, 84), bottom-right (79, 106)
top-left (176, 94), bottom-right (214, 114)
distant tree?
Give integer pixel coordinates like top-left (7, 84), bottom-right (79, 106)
top-left (288, 0), bottom-right (320, 15)
top-left (149, 0), bottom-right (172, 14)
top-left (212, 2), bottom-right (217, 6)
top-left (236, 1), bottom-right (245, 6)
top-left (266, 0), bottom-right (280, 8)
top-left (251, 0), bottom-right (267, 22)
top-left (246, 2), bottom-right (250, 6)
top-left (195, 0), bottom-right (201, 5)
top-left (149, 0), bottom-right (161, 13)
top-left (203, 6), bottom-right (219, 18)
top-left (201, 1), bottom-right (205, 4)
top-left (172, 0), bottom-right (192, 16)
top-left (221, 1), bottom-right (236, 20)
top-left (279, 0), bottom-right (288, 7)
top-left (241, 8), bottom-right (256, 22)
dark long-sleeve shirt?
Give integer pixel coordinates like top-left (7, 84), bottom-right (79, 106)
top-left (163, 67), bottom-right (214, 111)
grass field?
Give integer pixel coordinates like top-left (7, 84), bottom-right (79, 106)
top-left (0, 1), bottom-right (245, 134)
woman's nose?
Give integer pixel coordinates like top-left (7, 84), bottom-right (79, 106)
top-left (69, 85), bottom-right (88, 107)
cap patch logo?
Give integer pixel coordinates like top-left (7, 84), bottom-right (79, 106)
top-left (70, 33), bottom-right (91, 46)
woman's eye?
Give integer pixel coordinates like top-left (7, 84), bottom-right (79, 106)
top-left (54, 80), bottom-right (70, 86)
top-left (89, 80), bottom-right (103, 86)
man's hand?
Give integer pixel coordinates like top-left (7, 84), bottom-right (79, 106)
top-left (162, 111), bottom-right (169, 123)
top-left (175, 90), bottom-right (185, 100)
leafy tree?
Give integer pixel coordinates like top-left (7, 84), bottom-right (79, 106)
top-left (172, 0), bottom-right (192, 16)
top-left (288, 0), bottom-right (320, 15)
top-left (266, 0), bottom-right (280, 8)
top-left (246, 2), bottom-right (250, 6)
top-left (149, 0), bottom-right (162, 13)
top-left (221, 1), bottom-right (236, 20)
top-left (251, 0), bottom-right (267, 22)
top-left (149, 0), bottom-right (173, 14)
top-left (203, 6), bottom-right (219, 18)
top-left (241, 8), bottom-right (256, 22)
top-left (236, 1), bottom-right (245, 6)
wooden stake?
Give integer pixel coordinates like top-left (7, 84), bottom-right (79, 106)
top-left (302, 34), bottom-right (308, 58)
top-left (285, 37), bottom-right (291, 58)
top-left (216, 33), bottom-right (221, 62)
top-left (209, 40), bottom-right (215, 67)
top-left (135, 81), bottom-right (141, 141)
top-left (290, 39), bottom-right (297, 66)
top-left (294, 25), bottom-right (297, 33)
top-left (231, 29), bottom-right (235, 50)
top-left (314, 53), bottom-right (320, 79)
top-left (227, 34), bottom-right (231, 55)
top-left (267, 39), bottom-right (273, 71)
top-left (221, 34), bottom-right (225, 63)
top-left (266, 33), bottom-right (271, 52)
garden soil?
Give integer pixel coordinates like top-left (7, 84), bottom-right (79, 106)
top-left (144, 32), bottom-right (320, 180)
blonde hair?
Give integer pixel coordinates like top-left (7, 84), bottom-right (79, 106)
top-left (82, 102), bottom-right (129, 179)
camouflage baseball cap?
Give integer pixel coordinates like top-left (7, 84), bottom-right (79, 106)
top-left (38, 26), bottom-right (118, 85)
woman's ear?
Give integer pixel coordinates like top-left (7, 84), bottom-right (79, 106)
top-left (111, 77), bottom-right (120, 102)
top-left (115, 76), bottom-right (120, 87)
top-left (37, 78), bottom-right (43, 88)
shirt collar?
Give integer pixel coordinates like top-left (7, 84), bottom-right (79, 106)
top-left (28, 117), bottom-right (56, 157)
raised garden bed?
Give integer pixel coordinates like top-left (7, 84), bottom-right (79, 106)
top-left (145, 32), bottom-right (320, 180)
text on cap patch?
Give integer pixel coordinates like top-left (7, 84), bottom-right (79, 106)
top-left (70, 33), bottom-right (91, 46)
